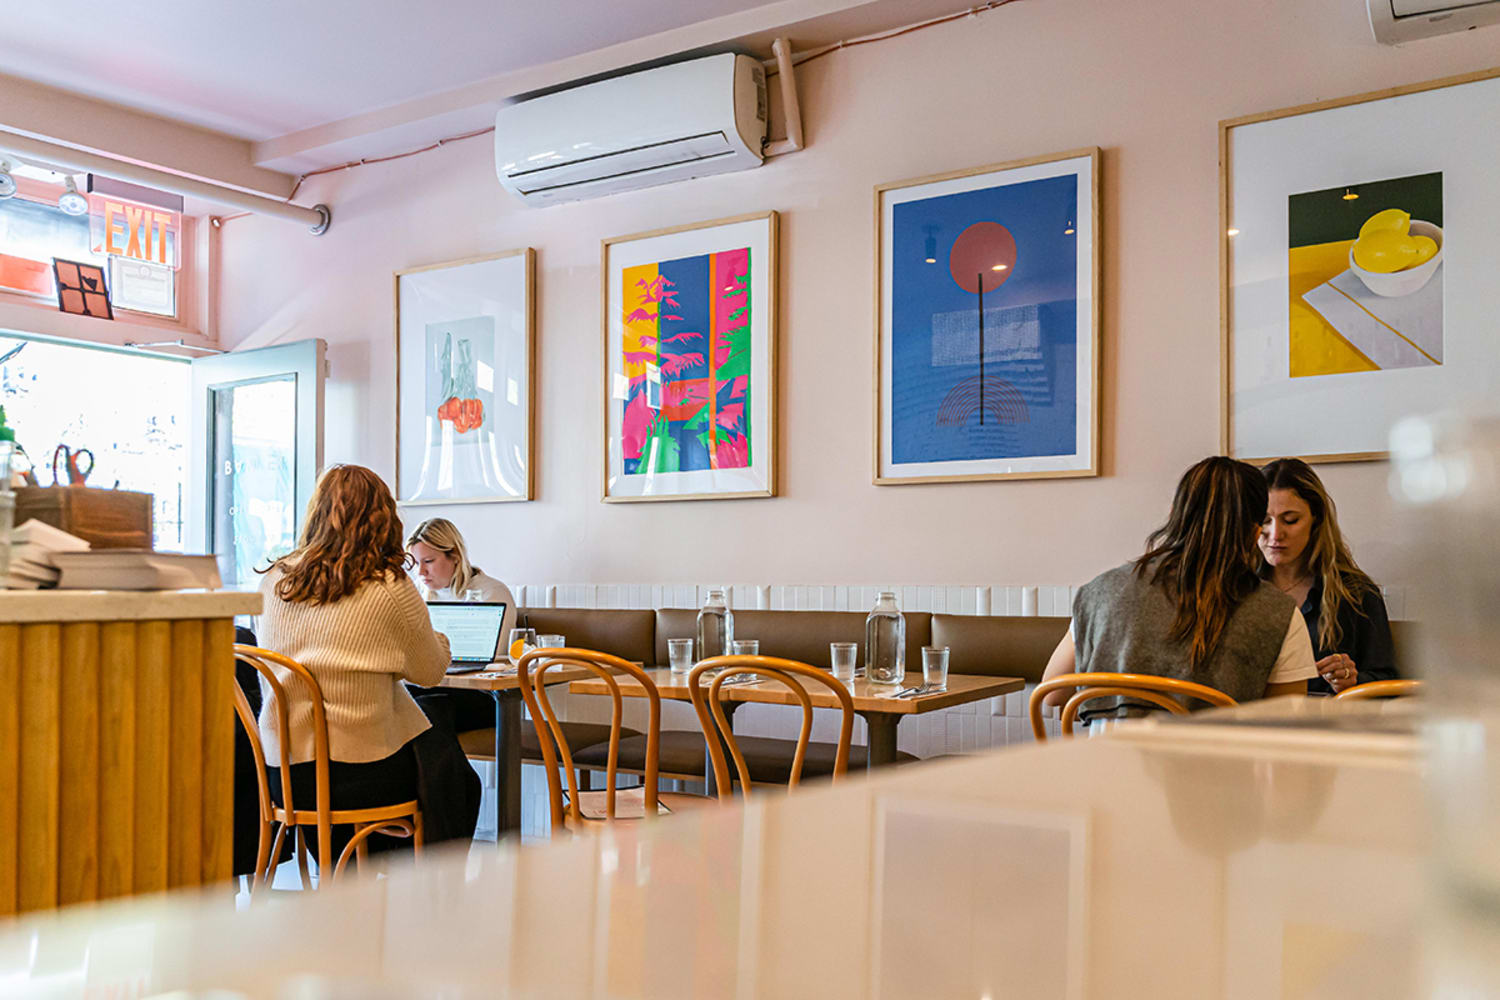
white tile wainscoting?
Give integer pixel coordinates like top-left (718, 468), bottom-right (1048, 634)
top-left (475, 582), bottom-right (1411, 839)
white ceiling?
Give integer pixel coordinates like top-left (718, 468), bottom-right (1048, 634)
top-left (0, 0), bottom-right (773, 141)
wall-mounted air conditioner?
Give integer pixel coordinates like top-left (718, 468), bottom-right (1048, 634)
top-left (1368, 0), bottom-right (1500, 42)
top-left (494, 53), bottom-right (767, 206)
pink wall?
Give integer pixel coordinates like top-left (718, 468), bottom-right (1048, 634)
top-left (216, 0), bottom-right (1499, 592)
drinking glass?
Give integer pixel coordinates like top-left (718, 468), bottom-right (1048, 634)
top-left (731, 639), bottom-right (760, 656)
top-left (922, 646), bottom-right (950, 691)
top-left (507, 627), bottom-right (537, 660)
top-left (668, 638), bottom-right (694, 674)
top-left (830, 642), bottom-right (858, 685)
top-left (537, 633), bottom-right (566, 649)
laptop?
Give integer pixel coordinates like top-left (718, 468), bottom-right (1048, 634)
top-left (427, 601), bottom-right (508, 673)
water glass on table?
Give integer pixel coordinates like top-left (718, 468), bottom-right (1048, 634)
top-left (830, 642), bottom-right (858, 685)
top-left (730, 639), bottom-right (760, 656)
top-left (922, 645), bottom-right (950, 692)
top-left (536, 633), bottom-right (566, 650)
top-left (668, 638), bottom-right (694, 675)
top-left (508, 627), bottom-right (537, 661)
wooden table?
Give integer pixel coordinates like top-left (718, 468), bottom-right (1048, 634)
top-left (435, 662), bottom-right (591, 839)
top-left (569, 668), bottom-right (1024, 777)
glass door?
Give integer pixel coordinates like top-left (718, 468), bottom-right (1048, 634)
top-left (188, 340), bottom-right (324, 589)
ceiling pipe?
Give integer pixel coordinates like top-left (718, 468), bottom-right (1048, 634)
top-left (0, 128), bottom-right (331, 234)
top-left (763, 36), bottom-right (804, 158)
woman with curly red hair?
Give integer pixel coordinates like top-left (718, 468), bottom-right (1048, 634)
top-left (255, 464), bottom-right (478, 859)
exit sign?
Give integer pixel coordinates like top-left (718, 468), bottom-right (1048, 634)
top-left (90, 196), bottom-right (181, 269)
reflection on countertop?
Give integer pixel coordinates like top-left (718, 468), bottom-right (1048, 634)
top-left (0, 702), bottom-right (1443, 999)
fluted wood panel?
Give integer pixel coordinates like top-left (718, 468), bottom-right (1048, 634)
top-left (0, 615), bottom-right (236, 916)
top-left (0, 625), bottom-right (19, 913)
top-left (99, 621), bottom-right (137, 900)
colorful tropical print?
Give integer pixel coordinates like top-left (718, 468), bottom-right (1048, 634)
top-left (621, 247), bottom-right (751, 475)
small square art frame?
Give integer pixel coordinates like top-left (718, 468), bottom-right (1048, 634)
top-left (874, 148), bottom-right (1100, 485)
top-left (1221, 67), bottom-right (1500, 464)
top-left (601, 210), bottom-right (778, 503)
top-left (52, 258), bottom-right (113, 320)
top-left (395, 249), bottom-right (535, 505)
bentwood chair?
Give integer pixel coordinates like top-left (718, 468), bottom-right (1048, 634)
top-left (687, 655), bottom-right (856, 799)
top-left (233, 645), bottom-right (423, 889)
top-left (1028, 672), bottom-right (1238, 740)
top-left (1334, 679), bottom-right (1424, 701)
top-left (516, 647), bottom-right (705, 835)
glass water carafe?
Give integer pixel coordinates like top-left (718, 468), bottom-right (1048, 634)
top-left (697, 588), bottom-right (735, 660)
top-left (865, 591), bottom-right (906, 684)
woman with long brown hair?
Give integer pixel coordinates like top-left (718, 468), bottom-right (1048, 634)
top-left (1041, 456), bottom-right (1316, 718)
top-left (1259, 458), bottom-right (1396, 694)
top-left (256, 464), bottom-right (478, 858)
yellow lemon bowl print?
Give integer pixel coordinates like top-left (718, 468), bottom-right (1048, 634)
top-left (1349, 220), bottom-right (1443, 297)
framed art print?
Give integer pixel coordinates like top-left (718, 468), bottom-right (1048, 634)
top-left (602, 211), bottom-right (777, 502)
top-left (1222, 68), bottom-right (1500, 464)
top-left (875, 148), bottom-right (1100, 484)
top-left (396, 248), bottom-right (534, 504)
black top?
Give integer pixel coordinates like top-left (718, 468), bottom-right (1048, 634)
top-left (1299, 576), bottom-right (1397, 695)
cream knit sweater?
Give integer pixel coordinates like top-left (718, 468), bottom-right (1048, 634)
top-left (257, 565), bottom-right (451, 765)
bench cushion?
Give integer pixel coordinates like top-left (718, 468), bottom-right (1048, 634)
top-left (930, 614), bottom-right (1069, 683)
top-left (518, 609), bottom-right (656, 665)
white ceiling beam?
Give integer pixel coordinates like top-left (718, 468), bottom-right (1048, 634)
top-left (0, 71), bottom-right (297, 199)
top-left (251, 0), bottom-right (966, 173)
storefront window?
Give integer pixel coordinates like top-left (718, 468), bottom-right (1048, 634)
top-left (0, 334), bottom-right (188, 549)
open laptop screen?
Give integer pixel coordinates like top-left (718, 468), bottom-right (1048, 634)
top-left (427, 601), bottom-right (508, 663)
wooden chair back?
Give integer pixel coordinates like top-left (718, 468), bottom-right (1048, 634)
top-left (230, 680), bottom-right (276, 893)
top-left (1028, 672), bottom-right (1238, 740)
top-left (516, 647), bottom-right (661, 833)
top-left (687, 655), bottom-right (855, 798)
top-left (233, 645), bottom-right (421, 886)
top-left (1334, 679), bottom-right (1424, 701)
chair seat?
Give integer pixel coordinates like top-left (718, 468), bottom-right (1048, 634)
top-left (574, 730), bottom-right (706, 775)
top-left (458, 722), bottom-right (642, 762)
top-left (575, 732), bottom-right (917, 784)
top-left (571, 786), bottom-right (712, 821)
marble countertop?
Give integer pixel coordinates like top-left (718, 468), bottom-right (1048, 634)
top-left (0, 589), bottom-right (261, 622)
top-left (0, 699), bottom-right (1480, 999)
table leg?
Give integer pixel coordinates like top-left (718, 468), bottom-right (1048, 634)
top-left (492, 691), bottom-right (522, 840)
top-left (859, 712), bottom-right (901, 770)
top-left (703, 701), bottom-right (742, 798)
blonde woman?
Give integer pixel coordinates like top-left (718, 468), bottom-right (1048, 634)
top-left (1259, 458), bottom-right (1396, 695)
top-left (406, 517), bottom-right (517, 734)
top-left (407, 517), bottom-right (518, 640)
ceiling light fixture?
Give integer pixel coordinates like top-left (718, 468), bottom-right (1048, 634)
top-left (1226, 228), bottom-right (1241, 237)
top-left (0, 161), bottom-right (15, 200)
top-left (57, 176), bottom-right (89, 216)
top-left (990, 263), bottom-right (1008, 271)
top-left (1342, 188), bottom-right (1359, 201)
top-left (923, 225), bottom-right (939, 264)
top-left (1064, 218), bottom-right (1075, 235)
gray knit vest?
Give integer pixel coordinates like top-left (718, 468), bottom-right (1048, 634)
top-left (1072, 562), bottom-right (1296, 716)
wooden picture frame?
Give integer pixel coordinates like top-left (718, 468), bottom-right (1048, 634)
top-left (1220, 67), bottom-right (1500, 465)
top-left (874, 148), bottom-right (1101, 485)
top-left (601, 210), bottom-right (778, 503)
top-left (395, 248), bottom-right (535, 505)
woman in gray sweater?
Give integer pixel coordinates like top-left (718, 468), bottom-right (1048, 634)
top-left (1041, 456), bottom-right (1316, 719)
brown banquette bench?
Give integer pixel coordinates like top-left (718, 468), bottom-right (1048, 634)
top-left (458, 607), bottom-right (1071, 783)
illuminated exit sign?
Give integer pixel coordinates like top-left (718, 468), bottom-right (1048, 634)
top-left (86, 176), bottom-right (183, 270)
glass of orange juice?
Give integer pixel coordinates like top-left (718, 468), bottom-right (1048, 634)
top-left (507, 627), bottom-right (537, 661)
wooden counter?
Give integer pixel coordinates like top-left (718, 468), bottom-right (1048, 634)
top-left (0, 589), bottom-right (261, 916)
